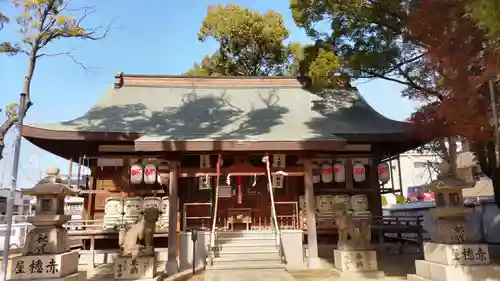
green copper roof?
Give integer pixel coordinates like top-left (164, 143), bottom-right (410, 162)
top-left (25, 81), bottom-right (407, 141)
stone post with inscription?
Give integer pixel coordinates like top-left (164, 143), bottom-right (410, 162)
top-left (114, 207), bottom-right (160, 281)
top-left (408, 160), bottom-right (498, 281)
top-left (331, 197), bottom-right (385, 279)
top-left (5, 166), bottom-right (85, 281)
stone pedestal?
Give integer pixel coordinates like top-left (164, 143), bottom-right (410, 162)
top-left (6, 167), bottom-right (86, 281)
top-left (6, 250), bottom-right (85, 281)
top-left (407, 242), bottom-right (500, 281)
top-left (333, 250), bottom-right (385, 278)
top-left (114, 257), bottom-right (157, 280)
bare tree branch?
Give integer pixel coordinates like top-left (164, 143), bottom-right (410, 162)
top-left (0, 0), bottom-right (111, 161)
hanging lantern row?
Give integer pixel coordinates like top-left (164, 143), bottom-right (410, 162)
top-left (130, 163), bottom-right (170, 185)
top-left (318, 161), bottom-right (389, 183)
top-left (319, 162), bottom-right (348, 183)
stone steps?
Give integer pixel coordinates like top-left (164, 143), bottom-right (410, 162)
top-left (209, 262), bottom-right (285, 270)
top-left (207, 230), bottom-right (284, 271)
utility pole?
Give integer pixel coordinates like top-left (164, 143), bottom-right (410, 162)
top-left (0, 93), bottom-right (27, 281)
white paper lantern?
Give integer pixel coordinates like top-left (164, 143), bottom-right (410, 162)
top-left (143, 164), bottom-right (157, 184)
top-left (143, 196), bottom-right (161, 210)
top-left (377, 162), bottom-right (390, 183)
top-left (199, 175), bottom-right (212, 190)
top-left (350, 194), bottom-right (369, 211)
top-left (321, 163), bottom-right (333, 183)
top-left (272, 174), bottom-right (284, 188)
top-left (333, 163), bottom-right (346, 183)
top-left (312, 164), bottom-right (321, 183)
top-left (123, 197), bottom-right (143, 216)
top-left (104, 197), bottom-right (122, 216)
top-left (352, 162), bottom-right (366, 182)
top-left (161, 196), bottom-right (170, 216)
top-left (317, 195), bottom-right (334, 212)
top-left (157, 164), bottom-right (170, 186)
top-left (130, 163), bottom-right (144, 184)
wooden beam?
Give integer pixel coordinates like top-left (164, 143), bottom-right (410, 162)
top-left (179, 166), bottom-right (304, 177)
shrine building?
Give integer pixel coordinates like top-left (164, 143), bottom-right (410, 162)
top-left (21, 74), bottom-right (419, 270)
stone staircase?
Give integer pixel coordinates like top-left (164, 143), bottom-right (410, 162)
top-left (207, 230), bottom-right (285, 270)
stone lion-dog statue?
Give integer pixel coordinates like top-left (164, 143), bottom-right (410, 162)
top-left (332, 203), bottom-right (372, 251)
top-left (119, 207), bottom-right (160, 260)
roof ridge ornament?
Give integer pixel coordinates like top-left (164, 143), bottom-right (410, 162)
top-left (114, 72), bottom-right (124, 88)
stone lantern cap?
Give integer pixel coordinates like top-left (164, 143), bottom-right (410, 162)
top-left (23, 166), bottom-right (80, 197)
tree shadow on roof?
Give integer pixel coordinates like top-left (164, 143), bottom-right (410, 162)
top-left (304, 87), bottom-right (409, 140)
top-left (220, 89), bottom-right (289, 140)
top-left (61, 89), bottom-right (289, 141)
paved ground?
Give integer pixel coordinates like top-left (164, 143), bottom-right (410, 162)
top-left (82, 243), bottom-right (500, 281)
top-left (205, 270), bottom-right (297, 281)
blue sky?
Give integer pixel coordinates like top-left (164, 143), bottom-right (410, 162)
top-left (0, 0), bottom-right (419, 189)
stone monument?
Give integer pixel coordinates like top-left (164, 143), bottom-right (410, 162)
top-left (408, 159), bottom-right (499, 281)
top-left (331, 199), bottom-right (385, 278)
top-left (6, 166), bottom-right (85, 281)
top-left (114, 207), bottom-right (160, 281)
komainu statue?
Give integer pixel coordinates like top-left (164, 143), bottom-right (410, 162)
top-left (333, 203), bottom-right (372, 251)
top-left (119, 207), bottom-right (160, 260)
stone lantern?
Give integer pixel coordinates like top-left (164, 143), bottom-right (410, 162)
top-left (408, 158), bottom-right (498, 281)
top-left (429, 176), bottom-right (476, 244)
top-left (6, 166), bottom-right (86, 281)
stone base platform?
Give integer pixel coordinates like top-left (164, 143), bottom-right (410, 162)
top-left (408, 242), bottom-right (500, 281)
top-left (6, 250), bottom-right (79, 280)
top-left (407, 262), bottom-right (500, 281)
top-left (114, 256), bottom-right (157, 280)
top-left (333, 250), bottom-right (385, 279)
top-left (8, 271), bottom-right (86, 281)
top-left (423, 242), bottom-right (491, 265)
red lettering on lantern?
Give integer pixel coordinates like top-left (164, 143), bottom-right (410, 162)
top-left (378, 167), bottom-right (386, 174)
top-left (354, 167), bottom-right (365, 175)
top-left (322, 167), bottom-right (333, 174)
top-left (334, 167), bottom-right (341, 173)
top-left (145, 168), bottom-right (155, 176)
top-left (131, 169), bottom-right (141, 176)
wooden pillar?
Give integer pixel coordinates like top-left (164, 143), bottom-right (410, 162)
top-left (165, 161), bottom-right (179, 276)
top-left (302, 159), bottom-right (321, 269)
top-left (345, 159), bottom-right (354, 189)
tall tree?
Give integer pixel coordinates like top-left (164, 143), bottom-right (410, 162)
top-left (290, 0), bottom-right (500, 205)
top-left (185, 3), bottom-right (342, 87)
top-left (407, 0), bottom-right (500, 206)
top-left (185, 4), bottom-right (293, 76)
top-left (289, 0), bottom-right (456, 163)
top-left (290, 0), bottom-right (440, 98)
top-left (0, 0), bottom-right (112, 161)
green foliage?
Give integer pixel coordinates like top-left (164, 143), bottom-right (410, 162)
top-left (187, 4), bottom-right (292, 76)
top-left (381, 196), bottom-right (388, 206)
top-left (467, 0), bottom-right (500, 44)
top-left (185, 4), bottom-right (342, 88)
top-left (395, 195), bottom-right (406, 204)
top-left (289, 0), bottom-right (433, 97)
top-left (5, 103), bottom-right (19, 118)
